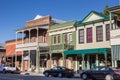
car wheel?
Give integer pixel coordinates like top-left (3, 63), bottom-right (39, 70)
top-left (105, 74), bottom-right (113, 80)
top-left (81, 73), bottom-right (88, 80)
top-left (45, 72), bottom-right (49, 77)
top-left (58, 73), bottom-right (62, 78)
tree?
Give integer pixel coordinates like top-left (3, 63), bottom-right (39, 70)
top-left (104, 4), bottom-right (109, 15)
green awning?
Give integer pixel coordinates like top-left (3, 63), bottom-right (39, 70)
top-left (64, 48), bottom-right (111, 56)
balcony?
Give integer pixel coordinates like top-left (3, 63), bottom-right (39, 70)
top-left (50, 44), bottom-right (74, 51)
top-left (16, 42), bottom-right (48, 51)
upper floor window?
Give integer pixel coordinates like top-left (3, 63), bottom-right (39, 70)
top-left (106, 24), bottom-right (110, 40)
top-left (96, 26), bottom-right (103, 42)
top-left (87, 27), bottom-right (92, 43)
top-left (64, 33), bottom-right (72, 44)
top-left (79, 29), bottom-right (84, 43)
top-left (53, 35), bottom-right (60, 44)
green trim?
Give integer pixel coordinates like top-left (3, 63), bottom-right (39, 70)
top-left (64, 48), bottom-right (111, 56)
top-left (74, 11), bottom-right (110, 27)
top-left (50, 20), bottom-right (76, 30)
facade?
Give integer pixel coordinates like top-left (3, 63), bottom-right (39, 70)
top-left (109, 5), bottom-right (120, 68)
top-left (0, 43), bottom-right (6, 65)
top-left (15, 15), bottom-right (65, 72)
top-left (49, 20), bottom-right (76, 70)
top-left (6, 39), bottom-right (22, 67)
top-left (65, 11), bottom-right (111, 71)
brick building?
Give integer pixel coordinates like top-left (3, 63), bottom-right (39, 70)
top-left (0, 43), bottom-right (6, 65)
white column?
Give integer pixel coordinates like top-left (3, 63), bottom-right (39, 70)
top-left (96, 54), bottom-right (99, 66)
top-left (115, 60), bottom-right (117, 67)
top-left (87, 55), bottom-right (90, 69)
top-left (21, 51), bottom-right (24, 71)
top-left (28, 50), bottom-right (31, 71)
top-left (82, 55), bottom-right (85, 70)
top-left (22, 31), bottom-right (24, 44)
top-left (110, 12), bottom-right (112, 30)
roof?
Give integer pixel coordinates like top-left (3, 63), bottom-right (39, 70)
top-left (0, 43), bottom-right (5, 49)
top-left (74, 11), bottom-right (110, 27)
top-left (108, 5), bottom-right (120, 15)
top-left (49, 20), bottom-right (76, 30)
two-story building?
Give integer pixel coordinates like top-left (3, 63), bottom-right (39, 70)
top-left (65, 11), bottom-right (111, 71)
top-left (109, 5), bottom-right (120, 68)
top-left (49, 20), bottom-right (76, 70)
top-left (15, 15), bottom-right (65, 72)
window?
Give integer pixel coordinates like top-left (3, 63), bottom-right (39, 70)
top-left (53, 35), bottom-right (56, 44)
top-left (79, 29), bottom-right (84, 43)
top-left (87, 27), bottom-right (92, 43)
top-left (64, 33), bottom-right (72, 44)
top-left (53, 35), bottom-right (60, 44)
top-left (96, 26), bottom-right (103, 42)
top-left (58, 35), bottom-right (60, 43)
top-left (106, 24), bottom-right (110, 40)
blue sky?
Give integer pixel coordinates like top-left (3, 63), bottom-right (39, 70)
top-left (0, 0), bottom-right (119, 43)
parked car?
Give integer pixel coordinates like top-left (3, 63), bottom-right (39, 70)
top-left (0, 65), bottom-right (21, 74)
top-left (81, 66), bottom-right (120, 80)
top-left (0, 65), bottom-right (6, 73)
top-left (43, 66), bottom-right (74, 78)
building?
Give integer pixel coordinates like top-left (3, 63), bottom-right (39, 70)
top-left (109, 5), bottom-right (120, 67)
top-left (65, 11), bottom-right (111, 71)
top-left (6, 39), bottom-right (22, 67)
top-left (49, 20), bottom-right (76, 70)
top-left (0, 43), bottom-right (6, 65)
top-left (15, 15), bottom-right (65, 72)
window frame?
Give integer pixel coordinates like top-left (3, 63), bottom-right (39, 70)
top-left (86, 27), bottom-right (93, 43)
top-left (96, 25), bottom-right (103, 42)
top-left (78, 29), bottom-right (84, 43)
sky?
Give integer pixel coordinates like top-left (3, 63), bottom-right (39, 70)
top-left (0, 0), bottom-right (119, 43)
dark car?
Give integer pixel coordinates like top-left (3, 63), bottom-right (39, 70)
top-left (43, 66), bottom-right (74, 78)
top-left (81, 66), bottom-right (120, 80)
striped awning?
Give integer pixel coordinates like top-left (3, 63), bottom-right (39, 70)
top-left (111, 45), bottom-right (120, 60)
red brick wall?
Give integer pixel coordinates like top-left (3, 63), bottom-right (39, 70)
top-left (25, 16), bottom-right (51, 27)
top-left (6, 40), bottom-right (22, 56)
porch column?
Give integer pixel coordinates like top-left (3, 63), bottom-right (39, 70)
top-left (22, 31), bottom-right (24, 44)
top-left (104, 52), bottom-right (107, 66)
top-left (75, 56), bottom-right (78, 73)
top-left (50, 53), bottom-right (52, 68)
top-left (82, 54), bottom-right (85, 70)
top-left (110, 12), bottom-right (112, 30)
top-left (115, 60), bottom-right (117, 67)
top-left (29, 29), bottom-right (31, 43)
top-left (36, 48), bottom-right (40, 73)
top-left (87, 55), bottom-right (90, 70)
top-left (96, 54), bottom-right (99, 66)
top-left (21, 51), bottom-right (24, 71)
top-left (28, 50), bottom-right (30, 71)
top-left (62, 53), bottom-right (66, 67)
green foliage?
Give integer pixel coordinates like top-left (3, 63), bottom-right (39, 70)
top-left (104, 4), bottom-right (109, 15)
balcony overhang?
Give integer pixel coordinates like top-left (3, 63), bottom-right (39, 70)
top-left (108, 5), bottom-right (120, 14)
top-left (16, 42), bottom-right (48, 51)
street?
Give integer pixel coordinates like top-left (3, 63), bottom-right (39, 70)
top-left (0, 74), bottom-right (81, 80)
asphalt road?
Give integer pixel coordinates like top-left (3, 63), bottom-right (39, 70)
top-left (0, 74), bottom-right (81, 80)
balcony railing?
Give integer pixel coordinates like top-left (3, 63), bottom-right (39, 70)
top-left (50, 44), bottom-right (74, 51)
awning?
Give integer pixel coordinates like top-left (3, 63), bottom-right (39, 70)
top-left (64, 48), bottom-right (111, 56)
